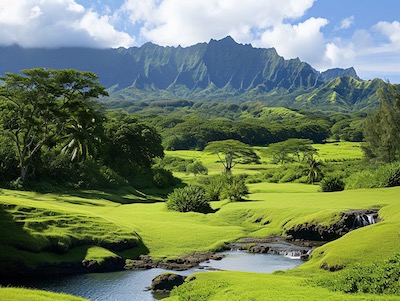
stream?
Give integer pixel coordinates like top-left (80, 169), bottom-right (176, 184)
top-left (17, 251), bottom-right (303, 301)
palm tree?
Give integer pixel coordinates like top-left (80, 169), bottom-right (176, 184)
top-left (304, 154), bottom-right (323, 184)
top-left (61, 114), bottom-right (102, 162)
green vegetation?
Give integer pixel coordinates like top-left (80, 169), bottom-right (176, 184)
top-left (0, 68), bottom-right (107, 184)
top-left (167, 272), bottom-right (396, 301)
top-left (0, 69), bottom-right (177, 191)
top-left (204, 139), bottom-right (260, 173)
top-left (0, 288), bottom-right (87, 301)
top-left (363, 84), bottom-right (400, 162)
top-left (1, 68), bottom-right (400, 300)
top-left (320, 174), bottom-right (345, 192)
top-left (317, 253), bottom-right (400, 295)
top-left (346, 161), bottom-right (400, 189)
top-left (166, 185), bottom-right (211, 213)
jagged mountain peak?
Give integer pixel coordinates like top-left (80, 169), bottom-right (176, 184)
top-left (0, 37), bottom-right (379, 112)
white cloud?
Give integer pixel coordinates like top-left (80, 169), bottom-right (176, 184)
top-left (312, 21), bottom-right (400, 82)
top-left (335, 16), bottom-right (355, 31)
top-left (0, 0), bottom-right (399, 82)
top-left (0, 0), bottom-right (134, 48)
top-left (373, 21), bottom-right (400, 47)
top-left (122, 0), bottom-right (316, 46)
top-left (257, 17), bottom-right (328, 64)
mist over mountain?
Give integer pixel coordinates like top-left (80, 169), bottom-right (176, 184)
top-left (0, 36), bottom-right (383, 112)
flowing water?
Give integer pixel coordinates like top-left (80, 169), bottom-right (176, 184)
top-left (18, 251), bottom-right (303, 301)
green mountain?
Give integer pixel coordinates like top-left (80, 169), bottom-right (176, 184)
top-left (0, 36), bottom-right (385, 112)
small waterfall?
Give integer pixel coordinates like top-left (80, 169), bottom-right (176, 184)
top-left (366, 214), bottom-right (375, 225)
top-left (352, 213), bottom-right (376, 229)
top-left (283, 251), bottom-right (303, 259)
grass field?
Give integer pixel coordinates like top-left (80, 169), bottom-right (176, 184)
top-left (165, 141), bottom-right (364, 182)
top-left (0, 288), bottom-right (86, 301)
top-left (2, 142), bottom-right (400, 300)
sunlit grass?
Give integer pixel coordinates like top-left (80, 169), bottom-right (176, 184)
top-left (167, 271), bottom-right (399, 301)
top-left (0, 288), bottom-right (87, 301)
top-left (1, 142), bottom-right (398, 301)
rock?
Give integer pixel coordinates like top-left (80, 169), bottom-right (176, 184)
top-left (81, 256), bottom-right (125, 272)
top-left (151, 273), bottom-right (186, 291)
top-left (286, 209), bottom-right (380, 242)
top-left (248, 245), bottom-right (270, 253)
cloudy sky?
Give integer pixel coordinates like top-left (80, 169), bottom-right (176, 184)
top-left (0, 0), bottom-right (399, 82)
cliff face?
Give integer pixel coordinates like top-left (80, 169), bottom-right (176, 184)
top-left (0, 36), bottom-right (384, 111)
top-left (0, 36), bottom-right (343, 91)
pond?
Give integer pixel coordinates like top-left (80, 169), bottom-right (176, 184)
top-left (18, 251), bottom-right (303, 301)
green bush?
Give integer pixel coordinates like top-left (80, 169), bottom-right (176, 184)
top-left (320, 175), bottom-right (345, 192)
top-left (152, 167), bottom-right (179, 188)
top-left (317, 253), bottom-right (400, 295)
top-left (346, 162), bottom-right (400, 189)
top-left (221, 175), bottom-right (249, 202)
top-left (186, 161), bottom-right (208, 176)
top-left (166, 185), bottom-right (212, 213)
top-left (386, 162), bottom-right (400, 187)
top-left (202, 175), bottom-right (225, 202)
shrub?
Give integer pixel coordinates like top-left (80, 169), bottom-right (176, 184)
top-left (386, 162), bottom-right (400, 187)
top-left (320, 175), bottom-right (345, 192)
top-left (152, 167), bottom-right (179, 188)
top-left (221, 175), bottom-right (249, 202)
top-left (166, 185), bottom-right (212, 213)
top-left (346, 162), bottom-right (400, 189)
top-left (203, 175), bottom-right (225, 201)
top-left (317, 253), bottom-right (400, 295)
top-left (186, 161), bottom-right (208, 176)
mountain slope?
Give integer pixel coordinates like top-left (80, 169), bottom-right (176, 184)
top-left (0, 37), bottom-right (385, 111)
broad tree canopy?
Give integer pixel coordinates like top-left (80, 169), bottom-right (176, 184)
top-left (267, 138), bottom-right (316, 164)
top-left (0, 68), bottom-right (108, 183)
top-left (204, 139), bottom-right (260, 173)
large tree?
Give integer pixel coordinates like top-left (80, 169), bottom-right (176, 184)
top-left (363, 84), bottom-right (400, 162)
top-left (102, 112), bottom-right (164, 180)
top-left (204, 139), bottom-right (260, 173)
top-left (0, 68), bottom-right (108, 183)
top-left (267, 138), bottom-right (316, 164)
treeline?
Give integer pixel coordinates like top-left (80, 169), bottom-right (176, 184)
top-left (0, 69), bottom-right (177, 189)
top-left (106, 100), bottom-right (366, 150)
top-left (141, 113), bottom-right (359, 151)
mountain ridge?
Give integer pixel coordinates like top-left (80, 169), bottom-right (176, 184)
top-left (0, 37), bottom-right (384, 112)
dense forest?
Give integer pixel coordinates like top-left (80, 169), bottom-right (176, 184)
top-left (0, 68), bottom-right (177, 189)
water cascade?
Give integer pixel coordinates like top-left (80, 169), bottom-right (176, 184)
top-left (352, 213), bottom-right (376, 229)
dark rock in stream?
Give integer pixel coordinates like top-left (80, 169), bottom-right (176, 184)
top-left (81, 256), bottom-right (125, 272)
top-left (125, 252), bottom-right (225, 271)
top-left (229, 237), bottom-right (315, 260)
top-left (151, 273), bottom-right (186, 292)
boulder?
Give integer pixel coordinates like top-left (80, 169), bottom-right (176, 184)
top-left (151, 273), bottom-right (186, 292)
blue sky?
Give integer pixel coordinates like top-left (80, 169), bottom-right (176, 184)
top-left (0, 0), bottom-right (399, 82)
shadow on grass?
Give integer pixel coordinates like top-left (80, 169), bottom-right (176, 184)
top-left (118, 239), bottom-right (150, 260)
top-left (4, 181), bottom-right (174, 204)
top-left (63, 188), bottom-right (163, 205)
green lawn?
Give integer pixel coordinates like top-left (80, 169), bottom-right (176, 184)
top-left (2, 143), bottom-right (400, 300)
top-left (167, 271), bottom-right (399, 301)
top-left (165, 142), bottom-right (363, 182)
top-left (0, 288), bottom-right (87, 301)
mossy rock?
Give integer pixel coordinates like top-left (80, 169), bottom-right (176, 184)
top-left (151, 273), bottom-right (186, 291)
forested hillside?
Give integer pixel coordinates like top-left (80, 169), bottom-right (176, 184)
top-left (0, 37), bottom-right (384, 112)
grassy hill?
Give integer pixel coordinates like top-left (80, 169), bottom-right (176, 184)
top-left (1, 142), bottom-right (400, 300)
